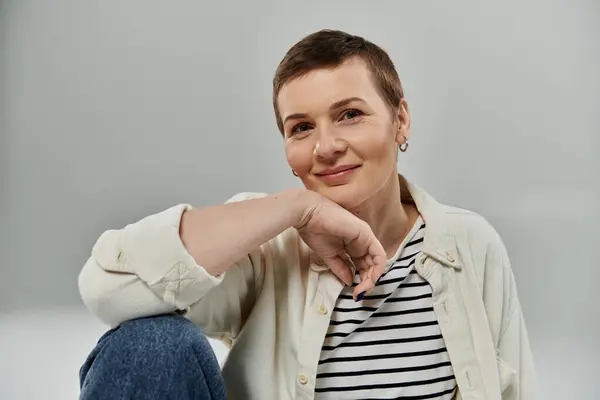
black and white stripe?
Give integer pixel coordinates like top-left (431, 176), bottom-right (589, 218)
top-left (315, 218), bottom-right (457, 399)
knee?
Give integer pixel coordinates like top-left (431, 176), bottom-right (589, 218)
top-left (111, 314), bottom-right (214, 357)
top-left (90, 314), bottom-right (219, 370)
top-left (80, 314), bottom-right (224, 397)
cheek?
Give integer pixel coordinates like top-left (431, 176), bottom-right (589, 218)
top-left (352, 123), bottom-right (396, 162)
top-left (285, 143), bottom-right (312, 173)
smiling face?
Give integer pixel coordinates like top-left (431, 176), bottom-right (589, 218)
top-left (278, 57), bottom-right (411, 209)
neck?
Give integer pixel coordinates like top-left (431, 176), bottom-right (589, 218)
top-left (348, 173), bottom-right (417, 259)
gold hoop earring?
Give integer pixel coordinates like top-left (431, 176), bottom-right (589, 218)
top-left (399, 141), bottom-right (409, 152)
top-left (292, 170), bottom-right (298, 177)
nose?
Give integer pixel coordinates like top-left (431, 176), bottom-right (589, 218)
top-left (314, 126), bottom-right (347, 159)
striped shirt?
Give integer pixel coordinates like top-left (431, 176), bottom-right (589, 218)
top-left (315, 217), bottom-right (457, 399)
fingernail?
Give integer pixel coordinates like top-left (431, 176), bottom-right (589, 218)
top-left (356, 291), bottom-right (366, 302)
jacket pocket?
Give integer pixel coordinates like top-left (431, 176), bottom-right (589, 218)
top-left (496, 354), bottom-right (517, 393)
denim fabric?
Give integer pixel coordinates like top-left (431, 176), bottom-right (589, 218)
top-left (79, 314), bottom-right (226, 400)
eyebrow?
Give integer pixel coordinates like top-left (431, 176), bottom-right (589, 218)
top-left (282, 96), bottom-right (367, 126)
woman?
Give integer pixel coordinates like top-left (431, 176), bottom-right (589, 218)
top-left (78, 30), bottom-right (536, 400)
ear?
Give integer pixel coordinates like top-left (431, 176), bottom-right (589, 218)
top-left (394, 98), bottom-right (411, 146)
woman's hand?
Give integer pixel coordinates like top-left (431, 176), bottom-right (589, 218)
top-left (295, 192), bottom-right (387, 300)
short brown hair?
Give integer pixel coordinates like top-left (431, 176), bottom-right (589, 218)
top-left (272, 29), bottom-right (405, 134)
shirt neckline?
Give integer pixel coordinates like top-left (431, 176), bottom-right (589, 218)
top-left (385, 215), bottom-right (424, 270)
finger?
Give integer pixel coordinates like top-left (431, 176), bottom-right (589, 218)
top-left (367, 240), bottom-right (387, 274)
top-left (353, 257), bottom-right (372, 284)
top-left (353, 257), bottom-right (370, 273)
top-left (367, 258), bottom-right (385, 286)
top-left (353, 261), bottom-right (386, 300)
top-left (365, 254), bottom-right (374, 270)
top-left (344, 221), bottom-right (376, 259)
top-left (353, 276), bottom-right (375, 300)
top-left (325, 255), bottom-right (353, 286)
top-left (346, 225), bottom-right (387, 300)
top-left (358, 267), bottom-right (368, 284)
top-left (339, 251), bottom-right (357, 275)
top-left (346, 228), bottom-right (386, 277)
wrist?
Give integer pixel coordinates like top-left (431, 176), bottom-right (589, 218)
top-left (280, 188), bottom-right (320, 229)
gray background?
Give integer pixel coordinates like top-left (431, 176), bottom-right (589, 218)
top-left (1, 0), bottom-right (598, 398)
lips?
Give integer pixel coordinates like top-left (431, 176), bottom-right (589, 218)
top-left (316, 165), bottom-right (361, 176)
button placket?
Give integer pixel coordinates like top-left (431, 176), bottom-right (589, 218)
top-left (298, 373), bottom-right (308, 385)
top-left (318, 303), bottom-right (328, 315)
top-left (294, 275), bottom-right (326, 397)
top-left (296, 271), bottom-right (342, 398)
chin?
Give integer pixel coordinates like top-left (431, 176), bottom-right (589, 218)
top-left (316, 184), bottom-right (369, 210)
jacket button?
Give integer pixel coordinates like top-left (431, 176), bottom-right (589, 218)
top-left (318, 304), bottom-right (328, 315)
top-left (298, 373), bottom-right (308, 385)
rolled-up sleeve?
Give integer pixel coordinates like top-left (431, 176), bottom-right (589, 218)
top-left (79, 204), bottom-right (224, 327)
top-left (79, 193), bottom-right (267, 333)
top-left (118, 204), bottom-right (225, 308)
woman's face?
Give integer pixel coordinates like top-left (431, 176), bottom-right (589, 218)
top-left (278, 57), bottom-right (411, 209)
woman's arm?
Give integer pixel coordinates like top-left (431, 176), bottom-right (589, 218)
top-left (179, 188), bottom-right (311, 277)
top-left (79, 187), bottom-right (386, 328)
top-left (78, 189), bottom-right (312, 328)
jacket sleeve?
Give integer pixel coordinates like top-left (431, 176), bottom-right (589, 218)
top-left (484, 230), bottom-right (538, 399)
top-left (78, 192), bottom-right (267, 341)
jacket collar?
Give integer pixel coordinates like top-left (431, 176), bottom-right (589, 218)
top-left (400, 174), bottom-right (461, 269)
top-left (310, 175), bottom-right (462, 271)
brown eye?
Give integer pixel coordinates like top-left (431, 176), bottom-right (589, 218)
top-left (291, 123), bottom-right (312, 134)
top-left (342, 109), bottom-right (364, 120)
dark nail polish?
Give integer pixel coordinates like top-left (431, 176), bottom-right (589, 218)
top-left (356, 291), bottom-right (366, 301)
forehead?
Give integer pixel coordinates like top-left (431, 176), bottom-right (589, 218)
top-left (277, 58), bottom-right (383, 116)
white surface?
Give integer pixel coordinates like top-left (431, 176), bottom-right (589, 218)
top-left (0, 307), bottom-right (230, 400)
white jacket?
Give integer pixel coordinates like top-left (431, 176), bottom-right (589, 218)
top-left (79, 176), bottom-right (537, 399)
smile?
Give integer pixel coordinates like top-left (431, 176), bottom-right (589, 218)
top-left (315, 165), bottom-right (361, 183)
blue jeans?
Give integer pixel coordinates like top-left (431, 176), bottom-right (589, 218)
top-left (79, 314), bottom-right (226, 400)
